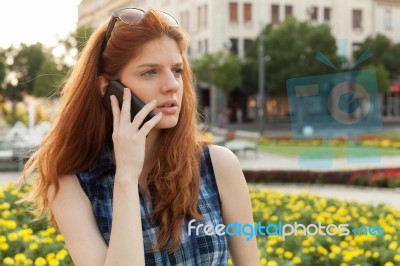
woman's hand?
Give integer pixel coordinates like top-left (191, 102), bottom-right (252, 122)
top-left (110, 87), bottom-right (162, 183)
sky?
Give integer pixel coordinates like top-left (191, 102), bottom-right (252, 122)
top-left (0, 0), bottom-right (81, 49)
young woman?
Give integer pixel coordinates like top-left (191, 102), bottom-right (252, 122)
top-left (20, 8), bottom-right (260, 265)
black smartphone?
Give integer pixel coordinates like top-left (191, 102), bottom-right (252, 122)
top-left (102, 80), bottom-right (156, 123)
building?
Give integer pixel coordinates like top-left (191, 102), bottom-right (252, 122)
top-left (77, 0), bottom-right (400, 123)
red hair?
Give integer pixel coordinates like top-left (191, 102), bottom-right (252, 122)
top-left (20, 9), bottom-right (210, 252)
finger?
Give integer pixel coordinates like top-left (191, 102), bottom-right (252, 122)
top-left (110, 95), bottom-right (120, 133)
top-left (137, 112), bottom-right (163, 137)
top-left (131, 99), bottom-right (157, 129)
top-left (120, 88), bottom-right (132, 123)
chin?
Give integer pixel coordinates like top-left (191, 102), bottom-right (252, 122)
top-left (156, 116), bottom-right (179, 129)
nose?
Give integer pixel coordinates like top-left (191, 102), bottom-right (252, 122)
top-left (160, 71), bottom-right (180, 94)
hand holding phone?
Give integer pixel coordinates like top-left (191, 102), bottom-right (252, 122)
top-left (102, 80), bottom-right (156, 123)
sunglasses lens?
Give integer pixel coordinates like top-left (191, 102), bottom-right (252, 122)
top-left (118, 9), bottom-right (144, 24)
top-left (157, 11), bottom-right (179, 26)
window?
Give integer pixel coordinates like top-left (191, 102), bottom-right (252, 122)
top-left (324, 8), bottom-right (331, 22)
top-left (197, 6), bottom-right (201, 30)
top-left (198, 40), bottom-right (202, 54)
top-left (244, 3), bottom-right (252, 23)
top-left (180, 10), bottom-right (190, 30)
top-left (352, 9), bottom-right (362, 29)
top-left (230, 38), bottom-right (238, 55)
top-left (271, 4), bottom-right (280, 25)
top-left (204, 39), bottom-right (208, 54)
top-left (384, 9), bottom-right (392, 30)
top-left (204, 4), bottom-right (208, 28)
top-left (310, 6), bottom-right (318, 21)
top-left (244, 39), bottom-right (253, 54)
top-left (352, 42), bottom-right (362, 58)
top-left (229, 2), bottom-right (238, 23)
top-left (285, 5), bottom-right (293, 17)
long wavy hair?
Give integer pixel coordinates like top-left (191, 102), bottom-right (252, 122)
top-left (20, 9), bottom-right (210, 252)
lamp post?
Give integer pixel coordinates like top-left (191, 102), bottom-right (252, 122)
top-left (258, 25), bottom-right (266, 136)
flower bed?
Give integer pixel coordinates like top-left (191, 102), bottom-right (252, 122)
top-left (244, 168), bottom-right (400, 188)
top-left (1, 182), bottom-right (400, 265)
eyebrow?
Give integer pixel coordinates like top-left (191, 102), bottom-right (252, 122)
top-left (137, 62), bottom-right (183, 68)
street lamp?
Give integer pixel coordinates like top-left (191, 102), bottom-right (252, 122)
top-left (258, 25), bottom-right (266, 136)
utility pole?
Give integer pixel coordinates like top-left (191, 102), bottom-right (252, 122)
top-left (258, 26), bottom-right (265, 136)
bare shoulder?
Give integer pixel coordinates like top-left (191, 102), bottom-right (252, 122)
top-left (208, 144), bottom-right (241, 174)
top-left (208, 145), bottom-right (248, 201)
top-left (48, 174), bottom-right (107, 265)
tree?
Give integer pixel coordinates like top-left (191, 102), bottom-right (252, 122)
top-left (192, 50), bottom-right (242, 108)
top-left (359, 64), bottom-right (390, 93)
top-left (243, 16), bottom-right (340, 96)
top-left (32, 59), bottom-right (64, 98)
top-left (56, 26), bottom-right (94, 68)
top-left (355, 34), bottom-right (400, 80)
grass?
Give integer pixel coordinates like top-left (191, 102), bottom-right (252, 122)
top-left (258, 143), bottom-right (400, 158)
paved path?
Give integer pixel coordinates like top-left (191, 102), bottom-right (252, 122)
top-left (1, 151), bottom-right (399, 210)
top-left (248, 183), bottom-right (400, 210)
top-left (238, 150), bottom-right (400, 171)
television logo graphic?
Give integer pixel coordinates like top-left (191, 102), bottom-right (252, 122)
top-left (286, 48), bottom-right (382, 168)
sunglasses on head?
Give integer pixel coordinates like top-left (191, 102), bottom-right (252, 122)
top-left (100, 7), bottom-right (179, 57)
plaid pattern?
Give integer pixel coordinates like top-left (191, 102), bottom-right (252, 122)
top-left (77, 145), bottom-right (228, 265)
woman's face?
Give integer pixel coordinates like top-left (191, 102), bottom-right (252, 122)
top-left (119, 36), bottom-right (184, 129)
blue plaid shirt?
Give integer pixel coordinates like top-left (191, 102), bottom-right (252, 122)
top-left (76, 145), bottom-right (228, 265)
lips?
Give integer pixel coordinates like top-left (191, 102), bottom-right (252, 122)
top-left (156, 99), bottom-right (178, 114)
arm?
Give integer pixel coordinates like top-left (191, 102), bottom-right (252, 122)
top-left (49, 173), bottom-right (144, 266)
top-left (209, 145), bottom-right (260, 266)
top-left (49, 89), bottom-right (162, 265)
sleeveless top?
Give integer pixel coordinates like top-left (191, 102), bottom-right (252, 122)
top-left (76, 145), bottom-right (228, 265)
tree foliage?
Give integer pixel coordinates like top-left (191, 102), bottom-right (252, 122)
top-left (243, 16), bottom-right (340, 96)
top-left (354, 34), bottom-right (400, 80)
top-left (192, 51), bottom-right (242, 95)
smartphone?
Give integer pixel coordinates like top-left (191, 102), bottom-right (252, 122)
top-left (102, 80), bottom-right (156, 123)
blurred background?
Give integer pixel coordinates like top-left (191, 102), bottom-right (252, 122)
top-left (1, 1), bottom-right (400, 265)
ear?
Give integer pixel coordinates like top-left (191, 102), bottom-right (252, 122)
top-left (98, 76), bottom-right (109, 97)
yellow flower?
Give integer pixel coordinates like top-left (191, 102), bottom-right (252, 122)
top-left (389, 241), bottom-right (398, 250)
top-left (2, 210), bottom-right (10, 219)
top-left (3, 257), bottom-right (15, 265)
top-left (394, 254), bottom-right (400, 262)
top-left (15, 253), bottom-right (26, 262)
top-left (35, 257), bottom-right (47, 266)
top-left (284, 251), bottom-right (293, 259)
top-left (276, 247), bottom-right (284, 255)
top-left (29, 243), bottom-right (39, 250)
top-left (56, 249), bottom-right (68, 260)
top-left (329, 253), bottom-right (336, 259)
top-left (260, 258), bottom-right (267, 266)
top-left (8, 232), bottom-right (18, 241)
top-left (373, 252), bottom-right (380, 259)
top-left (55, 234), bottom-right (64, 242)
top-left (317, 246), bottom-right (328, 255)
top-left (25, 259), bottom-right (33, 265)
top-left (340, 241), bottom-right (349, 248)
top-left (365, 250), bottom-right (372, 257)
top-left (46, 253), bottom-right (55, 261)
top-left (384, 262), bottom-right (394, 266)
top-left (0, 243), bottom-right (9, 251)
top-left (48, 259), bottom-right (60, 266)
top-left (267, 261), bottom-right (278, 266)
top-left (293, 256), bottom-right (301, 264)
top-left (0, 235), bottom-right (6, 243)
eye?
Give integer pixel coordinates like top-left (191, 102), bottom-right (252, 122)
top-left (173, 68), bottom-right (183, 77)
top-left (141, 69), bottom-right (157, 76)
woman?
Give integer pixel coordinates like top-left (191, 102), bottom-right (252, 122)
top-left (20, 7), bottom-right (259, 265)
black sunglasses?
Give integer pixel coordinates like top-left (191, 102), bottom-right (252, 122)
top-left (100, 7), bottom-right (179, 57)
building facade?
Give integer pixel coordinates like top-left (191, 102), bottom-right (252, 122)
top-left (77, 0), bottom-right (400, 122)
